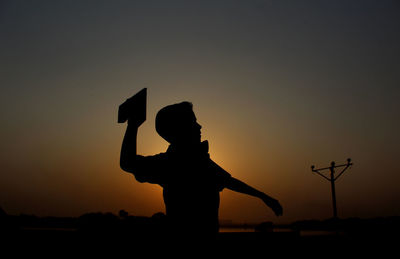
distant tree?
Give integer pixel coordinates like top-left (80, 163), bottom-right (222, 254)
top-left (119, 209), bottom-right (129, 218)
top-left (0, 206), bottom-right (6, 217)
top-left (151, 212), bottom-right (166, 219)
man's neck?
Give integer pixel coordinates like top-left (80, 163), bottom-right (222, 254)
top-left (168, 140), bottom-right (208, 153)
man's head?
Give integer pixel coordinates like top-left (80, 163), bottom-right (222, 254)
top-left (155, 102), bottom-right (202, 145)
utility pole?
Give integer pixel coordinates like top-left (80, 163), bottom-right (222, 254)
top-left (311, 158), bottom-right (353, 219)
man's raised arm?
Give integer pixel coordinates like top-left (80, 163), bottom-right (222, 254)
top-left (120, 123), bottom-right (139, 173)
top-left (119, 88), bottom-right (147, 173)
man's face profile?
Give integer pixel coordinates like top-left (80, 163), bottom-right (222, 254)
top-left (174, 110), bottom-right (202, 145)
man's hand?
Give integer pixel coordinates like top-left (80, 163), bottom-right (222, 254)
top-left (261, 195), bottom-right (283, 217)
top-left (118, 88), bottom-right (147, 125)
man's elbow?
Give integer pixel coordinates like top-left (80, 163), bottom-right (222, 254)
top-left (120, 163), bottom-right (146, 183)
top-left (120, 156), bottom-right (143, 174)
top-left (120, 162), bottom-right (131, 173)
top-left (120, 158), bottom-right (135, 173)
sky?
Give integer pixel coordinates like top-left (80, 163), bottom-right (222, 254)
top-left (1, 0), bottom-right (399, 224)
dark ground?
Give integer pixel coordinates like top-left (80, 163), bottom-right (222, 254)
top-left (3, 227), bottom-right (397, 257)
top-left (1, 210), bottom-right (398, 257)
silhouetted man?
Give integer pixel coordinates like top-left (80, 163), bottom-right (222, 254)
top-left (120, 100), bottom-right (282, 238)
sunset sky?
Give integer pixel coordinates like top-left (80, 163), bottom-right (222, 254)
top-left (1, 0), bottom-right (399, 224)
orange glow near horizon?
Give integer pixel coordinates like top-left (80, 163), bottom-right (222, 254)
top-left (1, 94), bottom-right (399, 223)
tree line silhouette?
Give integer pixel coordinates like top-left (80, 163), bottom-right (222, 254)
top-left (1, 206), bottom-right (399, 255)
top-left (2, 206), bottom-right (399, 237)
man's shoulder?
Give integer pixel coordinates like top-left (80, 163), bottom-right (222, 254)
top-left (142, 151), bottom-right (169, 161)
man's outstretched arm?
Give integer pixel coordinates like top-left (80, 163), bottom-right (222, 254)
top-left (225, 177), bottom-right (283, 216)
